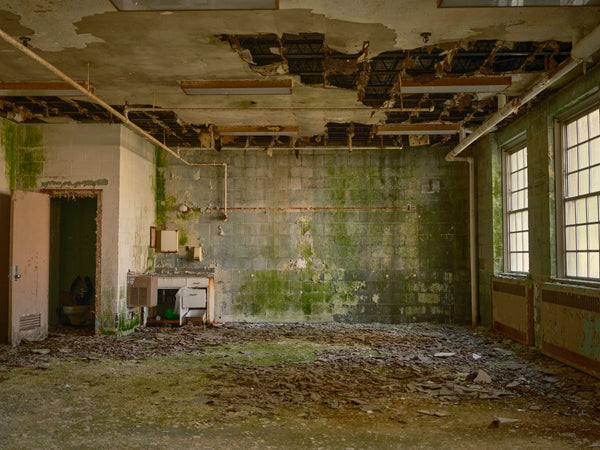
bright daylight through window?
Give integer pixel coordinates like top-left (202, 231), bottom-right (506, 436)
top-left (505, 145), bottom-right (529, 273)
top-left (563, 106), bottom-right (600, 279)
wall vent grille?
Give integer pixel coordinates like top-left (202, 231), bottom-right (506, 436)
top-left (126, 275), bottom-right (157, 308)
top-left (19, 313), bottom-right (41, 331)
top-left (542, 290), bottom-right (599, 313)
top-left (493, 280), bottom-right (526, 297)
top-left (128, 287), bottom-right (148, 307)
top-left (492, 277), bottom-right (533, 346)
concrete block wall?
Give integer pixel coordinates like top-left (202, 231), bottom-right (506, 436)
top-left (475, 62), bottom-right (600, 377)
top-left (156, 146), bottom-right (471, 324)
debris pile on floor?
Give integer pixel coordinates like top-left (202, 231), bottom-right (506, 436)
top-left (1, 322), bottom-right (598, 418)
top-left (0, 322), bottom-right (599, 448)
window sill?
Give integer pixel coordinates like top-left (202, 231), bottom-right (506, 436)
top-left (547, 277), bottom-right (600, 292)
top-left (494, 272), bottom-right (529, 281)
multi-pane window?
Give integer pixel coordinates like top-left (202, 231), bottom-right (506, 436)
top-left (563, 107), bottom-right (600, 280)
top-left (505, 145), bottom-right (529, 273)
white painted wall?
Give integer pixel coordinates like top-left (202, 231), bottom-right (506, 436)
top-left (37, 123), bottom-right (122, 331)
top-left (117, 126), bottom-right (156, 307)
top-left (2, 121), bottom-right (158, 333)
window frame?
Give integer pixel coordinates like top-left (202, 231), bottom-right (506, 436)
top-left (502, 134), bottom-right (529, 274)
top-left (555, 95), bottom-right (600, 281)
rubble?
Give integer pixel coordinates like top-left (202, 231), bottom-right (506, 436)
top-left (0, 322), bottom-right (598, 424)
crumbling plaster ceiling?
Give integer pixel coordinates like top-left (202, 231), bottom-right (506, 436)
top-left (0, 0), bottom-right (599, 149)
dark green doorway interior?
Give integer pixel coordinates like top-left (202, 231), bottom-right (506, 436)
top-left (49, 196), bottom-right (97, 331)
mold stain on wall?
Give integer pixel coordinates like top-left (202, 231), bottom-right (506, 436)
top-left (235, 215), bottom-right (365, 321)
top-left (154, 146), bottom-right (176, 229)
top-left (157, 147), bottom-right (470, 325)
top-left (1, 120), bottom-right (46, 190)
top-left (1, 120), bottom-right (17, 190)
top-left (579, 313), bottom-right (600, 361)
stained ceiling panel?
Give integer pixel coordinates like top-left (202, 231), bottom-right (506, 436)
top-left (0, 1), bottom-right (597, 150)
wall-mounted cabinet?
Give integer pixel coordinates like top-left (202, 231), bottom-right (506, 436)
top-left (159, 230), bottom-right (178, 253)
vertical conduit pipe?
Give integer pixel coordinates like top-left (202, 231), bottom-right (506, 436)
top-left (444, 21), bottom-right (600, 327)
top-left (454, 155), bottom-right (477, 326)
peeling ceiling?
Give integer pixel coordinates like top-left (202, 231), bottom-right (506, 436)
top-left (0, 0), bottom-right (599, 150)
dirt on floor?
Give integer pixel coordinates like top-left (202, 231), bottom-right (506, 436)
top-left (0, 322), bottom-right (599, 449)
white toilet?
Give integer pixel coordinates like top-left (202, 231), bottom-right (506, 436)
top-left (62, 305), bottom-right (91, 326)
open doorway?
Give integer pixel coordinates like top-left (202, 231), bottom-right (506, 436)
top-left (47, 191), bottom-right (101, 335)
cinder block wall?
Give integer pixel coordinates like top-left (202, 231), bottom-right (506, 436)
top-left (156, 145), bottom-right (471, 324)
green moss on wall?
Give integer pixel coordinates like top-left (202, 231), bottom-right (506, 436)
top-left (155, 146), bottom-right (169, 168)
top-left (118, 313), bottom-right (140, 333)
top-left (1, 120), bottom-right (17, 190)
top-left (153, 146), bottom-right (175, 228)
top-left (579, 314), bottom-right (600, 361)
top-left (235, 269), bottom-right (363, 321)
top-left (16, 126), bottom-right (45, 190)
top-left (147, 248), bottom-right (156, 272)
top-left (178, 226), bottom-right (188, 247)
top-left (1, 121), bottom-right (44, 190)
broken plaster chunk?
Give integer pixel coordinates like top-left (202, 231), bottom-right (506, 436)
top-left (438, 387), bottom-right (455, 396)
top-left (32, 349), bottom-right (50, 355)
top-left (487, 417), bottom-right (519, 429)
top-left (417, 409), bottom-right (451, 417)
top-left (496, 417), bottom-right (519, 424)
top-left (474, 369), bottom-right (492, 384)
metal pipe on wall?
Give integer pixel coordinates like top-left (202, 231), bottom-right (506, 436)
top-left (453, 155), bottom-right (478, 326)
top-left (443, 22), bottom-right (600, 328)
top-left (124, 106), bottom-right (435, 113)
top-left (445, 57), bottom-right (579, 162)
top-left (0, 27), bottom-right (231, 220)
top-left (0, 27), bottom-right (191, 167)
top-left (446, 21), bottom-right (600, 161)
top-left (177, 146), bottom-right (406, 151)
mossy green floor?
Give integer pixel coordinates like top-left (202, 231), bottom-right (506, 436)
top-left (0, 324), bottom-right (598, 449)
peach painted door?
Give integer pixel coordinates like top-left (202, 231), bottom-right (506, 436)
top-left (9, 190), bottom-right (50, 346)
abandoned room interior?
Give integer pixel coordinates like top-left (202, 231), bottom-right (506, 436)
top-left (0, 0), bottom-right (600, 447)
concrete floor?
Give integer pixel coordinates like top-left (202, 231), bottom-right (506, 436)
top-left (0, 323), bottom-right (599, 449)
